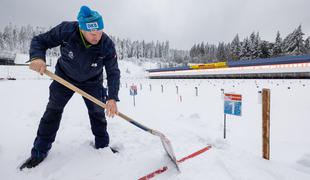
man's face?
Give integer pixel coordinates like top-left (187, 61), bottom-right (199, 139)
top-left (81, 30), bottom-right (103, 45)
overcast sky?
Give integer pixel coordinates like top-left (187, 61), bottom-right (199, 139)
top-left (0, 0), bottom-right (309, 49)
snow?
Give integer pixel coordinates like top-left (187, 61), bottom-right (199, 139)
top-left (0, 61), bottom-right (310, 180)
top-left (0, 65), bottom-right (52, 79)
top-left (118, 58), bottom-right (159, 78)
top-left (14, 53), bottom-right (29, 65)
top-left (14, 53), bottom-right (59, 66)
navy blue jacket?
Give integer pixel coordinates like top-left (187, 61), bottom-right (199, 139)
top-left (29, 21), bottom-right (120, 101)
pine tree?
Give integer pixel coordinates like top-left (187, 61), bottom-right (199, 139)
top-left (230, 34), bottom-right (241, 60)
top-left (114, 38), bottom-right (121, 59)
top-left (283, 25), bottom-right (305, 55)
top-left (160, 42), bottom-right (165, 59)
top-left (164, 41), bottom-right (170, 59)
top-left (249, 32), bottom-right (256, 59)
top-left (190, 44), bottom-right (197, 58)
top-left (255, 33), bottom-right (262, 58)
top-left (137, 42), bottom-right (143, 59)
top-left (0, 32), bottom-right (4, 50)
top-left (12, 26), bottom-right (18, 52)
top-left (272, 31), bottom-right (283, 57)
top-left (199, 42), bottom-right (205, 57)
top-left (258, 40), bottom-right (271, 58)
top-left (2, 24), bottom-right (13, 51)
top-left (142, 40), bottom-right (146, 58)
top-left (122, 40), bottom-right (128, 59)
top-left (210, 44), bottom-right (217, 62)
top-left (225, 43), bottom-right (232, 61)
top-left (19, 26), bottom-right (27, 53)
top-left (304, 37), bottom-right (310, 54)
top-left (131, 41), bottom-right (138, 58)
top-left (155, 41), bottom-right (160, 58)
top-left (240, 37), bottom-right (251, 60)
top-left (150, 41), bottom-right (155, 58)
top-left (125, 39), bottom-right (132, 58)
top-left (249, 32), bottom-right (260, 59)
top-left (216, 42), bottom-right (226, 61)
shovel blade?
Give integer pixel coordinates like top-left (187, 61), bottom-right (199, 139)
top-left (159, 134), bottom-right (180, 172)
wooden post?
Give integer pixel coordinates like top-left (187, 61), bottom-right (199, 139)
top-left (262, 88), bottom-right (270, 160)
top-left (224, 114), bottom-right (227, 139)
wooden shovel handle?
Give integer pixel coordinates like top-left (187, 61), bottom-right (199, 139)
top-left (44, 69), bottom-right (152, 133)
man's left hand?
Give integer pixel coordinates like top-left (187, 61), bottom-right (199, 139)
top-left (106, 99), bottom-right (118, 118)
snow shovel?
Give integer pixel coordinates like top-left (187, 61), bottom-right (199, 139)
top-left (44, 69), bottom-right (180, 171)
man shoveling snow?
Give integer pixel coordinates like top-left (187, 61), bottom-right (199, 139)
top-left (20, 5), bottom-right (120, 170)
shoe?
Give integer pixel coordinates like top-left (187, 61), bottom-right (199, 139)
top-left (19, 156), bottom-right (46, 170)
top-left (91, 141), bottom-right (119, 153)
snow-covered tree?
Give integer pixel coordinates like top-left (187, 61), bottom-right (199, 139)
top-left (283, 25), bottom-right (305, 55)
top-left (240, 37), bottom-right (251, 60)
top-left (230, 34), bottom-right (241, 60)
top-left (216, 42), bottom-right (226, 61)
top-left (2, 23), bottom-right (310, 65)
top-left (164, 41), bottom-right (170, 60)
top-left (150, 41), bottom-right (155, 58)
top-left (189, 44), bottom-right (195, 58)
top-left (258, 40), bottom-right (271, 58)
top-left (0, 32), bottom-right (4, 50)
top-left (2, 24), bottom-right (13, 51)
top-left (249, 32), bottom-right (260, 59)
top-left (304, 37), bottom-right (310, 54)
top-left (225, 43), bottom-right (232, 61)
top-left (199, 42), bottom-right (205, 57)
top-left (271, 31), bottom-right (283, 57)
top-left (155, 41), bottom-right (160, 58)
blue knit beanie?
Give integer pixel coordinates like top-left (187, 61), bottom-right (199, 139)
top-left (77, 6), bottom-right (104, 31)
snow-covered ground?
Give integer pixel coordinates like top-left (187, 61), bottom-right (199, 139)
top-left (0, 60), bottom-right (310, 180)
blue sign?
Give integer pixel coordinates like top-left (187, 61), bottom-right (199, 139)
top-left (224, 94), bottom-right (242, 116)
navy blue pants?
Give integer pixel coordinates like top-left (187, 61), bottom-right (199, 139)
top-left (31, 80), bottom-right (109, 158)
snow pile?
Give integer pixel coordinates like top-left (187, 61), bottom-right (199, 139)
top-left (118, 58), bottom-right (158, 79)
top-left (14, 53), bottom-right (29, 65)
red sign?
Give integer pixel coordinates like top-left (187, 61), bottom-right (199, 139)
top-left (224, 93), bottom-right (242, 101)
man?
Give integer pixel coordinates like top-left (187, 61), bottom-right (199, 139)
top-left (20, 6), bottom-right (120, 170)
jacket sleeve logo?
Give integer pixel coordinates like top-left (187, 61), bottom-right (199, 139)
top-left (68, 51), bottom-right (74, 59)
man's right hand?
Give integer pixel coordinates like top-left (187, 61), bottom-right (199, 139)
top-left (29, 59), bottom-right (46, 75)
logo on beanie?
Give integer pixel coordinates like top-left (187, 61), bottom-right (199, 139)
top-left (86, 22), bottom-right (99, 30)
